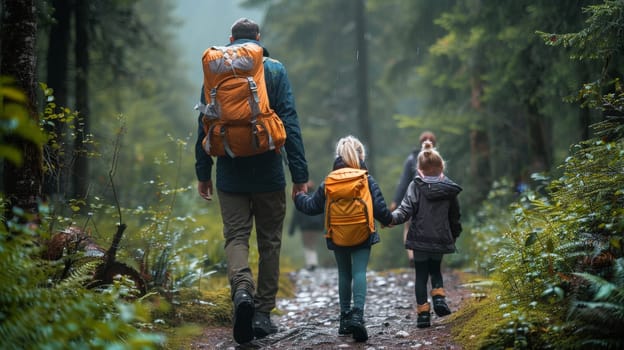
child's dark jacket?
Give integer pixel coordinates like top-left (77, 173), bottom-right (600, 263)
top-left (294, 157), bottom-right (393, 250)
top-left (392, 175), bottom-right (462, 254)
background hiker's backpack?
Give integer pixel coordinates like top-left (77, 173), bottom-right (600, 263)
top-left (195, 42), bottom-right (286, 157)
top-left (324, 168), bottom-right (375, 247)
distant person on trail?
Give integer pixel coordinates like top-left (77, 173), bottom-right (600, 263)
top-left (287, 180), bottom-right (324, 271)
top-left (194, 18), bottom-right (309, 344)
top-left (391, 131), bottom-right (437, 267)
top-left (390, 140), bottom-right (462, 329)
top-left (294, 135), bottom-right (393, 342)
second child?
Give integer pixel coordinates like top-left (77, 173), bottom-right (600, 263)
top-left (391, 140), bottom-right (462, 328)
top-left (294, 135), bottom-right (392, 342)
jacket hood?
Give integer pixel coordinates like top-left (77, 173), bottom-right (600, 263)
top-left (332, 156), bottom-right (368, 171)
top-left (414, 176), bottom-right (462, 200)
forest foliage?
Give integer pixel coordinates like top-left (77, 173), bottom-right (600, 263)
top-left (452, 2), bottom-right (624, 348)
top-left (0, 0), bottom-right (623, 348)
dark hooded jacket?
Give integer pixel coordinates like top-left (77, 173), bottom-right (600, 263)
top-left (392, 149), bottom-right (418, 205)
top-left (294, 157), bottom-right (393, 250)
top-left (392, 175), bottom-right (462, 253)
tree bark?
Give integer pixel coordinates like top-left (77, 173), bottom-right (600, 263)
top-left (44, 0), bottom-right (72, 197)
top-left (355, 0), bottom-right (373, 172)
top-left (73, 0), bottom-right (89, 200)
top-left (1, 0), bottom-right (43, 215)
top-left (469, 75), bottom-right (491, 202)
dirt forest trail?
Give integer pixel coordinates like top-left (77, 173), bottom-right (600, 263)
top-left (191, 267), bottom-right (471, 349)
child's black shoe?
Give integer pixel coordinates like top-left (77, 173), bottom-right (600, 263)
top-left (348, 307), bottom-right (368, 342)
top-left (431, 288), bottom-right (452, 317)
top-left (416, 302), bottom-right (431, 328)
top-left (338, 310), bottom-right (352, 335)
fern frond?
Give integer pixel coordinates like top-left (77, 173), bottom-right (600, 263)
top-left (55, 260), bottom-right (99, 289)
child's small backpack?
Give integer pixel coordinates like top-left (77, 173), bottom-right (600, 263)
top-left (195, 42), bottom-right (286, 157)
top-left (324, 168), bottom-right (375, 247)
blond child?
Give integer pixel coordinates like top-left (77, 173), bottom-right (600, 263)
top-left (294, 135), bottom-right (392, 342)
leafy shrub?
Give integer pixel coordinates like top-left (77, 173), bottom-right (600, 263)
top-left (568, 258), bottom-right (624, 349)
top-left (461, 177), bottom-right (520, 275)
top-left (1, 79), bottom-right (163, 349)
top-left (0, 208), bottom-right (163, 349)
top-left (459, 1), bottom-right (624, 347)
top-left (463, 94), bottom-right (624, 350)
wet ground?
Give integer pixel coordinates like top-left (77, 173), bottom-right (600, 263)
top-left (191, 267), bottom-right (468, 349)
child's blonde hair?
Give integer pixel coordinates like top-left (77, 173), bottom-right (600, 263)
top-left (335, 135), bottom-right (366, 169)
top-left (417, 140), bottom-right (445, 176)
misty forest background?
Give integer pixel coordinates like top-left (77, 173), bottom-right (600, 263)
top-left (1, 0), bottom-right (623, 349)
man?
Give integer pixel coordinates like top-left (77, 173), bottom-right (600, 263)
top-left (195, 18), bottom-right (309, 344)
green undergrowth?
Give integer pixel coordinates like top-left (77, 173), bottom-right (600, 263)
top-left (0, 213), bottom-right (164, 349)
top-left (157, 267), bottom-right (296, 349)
top-left (450, 279), bottom-right (579, 349)
top-left (454, 114), bottom-right (624, 347)
top-left (451, 291), bottom-right (502, 350)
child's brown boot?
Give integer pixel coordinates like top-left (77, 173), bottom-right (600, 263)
top-left (431, 288), bottom-right (451, 317)
top-left (416, 302), bottom-right (431, 328)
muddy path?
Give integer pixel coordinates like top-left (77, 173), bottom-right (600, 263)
top-left (191, 267), bottom-right (469, 349)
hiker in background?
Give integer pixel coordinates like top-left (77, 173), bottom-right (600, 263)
top-left (390, 140), bottom-right (462, 328)
top-left (194, 18), bottom-right (309, 344)
top-left (294, 135), bottom-right (393, 342)
top-left (390, 131), bottom-right (437, 267)
top-left (288, 180), bottom-right (324, 271)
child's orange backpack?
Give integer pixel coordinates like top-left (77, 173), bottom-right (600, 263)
top-left (195, 42), bottom-right (286, 157)
top-left (324, 168), bottom-right (375, 247)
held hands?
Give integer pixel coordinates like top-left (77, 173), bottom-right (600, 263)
top-left (382, 222), bottom-right (395, 229)
top-left (198, 180), bottom-right (213, 201)
top-left (292, 182), bottom-right (309, 200)
top-left (382, 215), bottom-right (396, 229)
top-left (383, 203), bottom-right (397, 228)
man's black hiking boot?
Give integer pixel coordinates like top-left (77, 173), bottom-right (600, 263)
top-left (232, 289), bottom-right (254, 344)
top-left (253, 311), bottom-right (278, 339)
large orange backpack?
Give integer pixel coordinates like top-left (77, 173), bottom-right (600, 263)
top-left (324, 168), bottom-right (375, 247)
top-left (195, 42), bottom-right (286, 157)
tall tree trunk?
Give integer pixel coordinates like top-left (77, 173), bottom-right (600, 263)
top-left (355, 0), bottom-right (373, 172)
top-left (1, 0), bottom-right (43, 216)
top-left (44, 0), bottom-right (72, 197)
top-left (73, 0), bottom-right (89, 200)
top-left (469, 75), bottom-right (491, 203)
